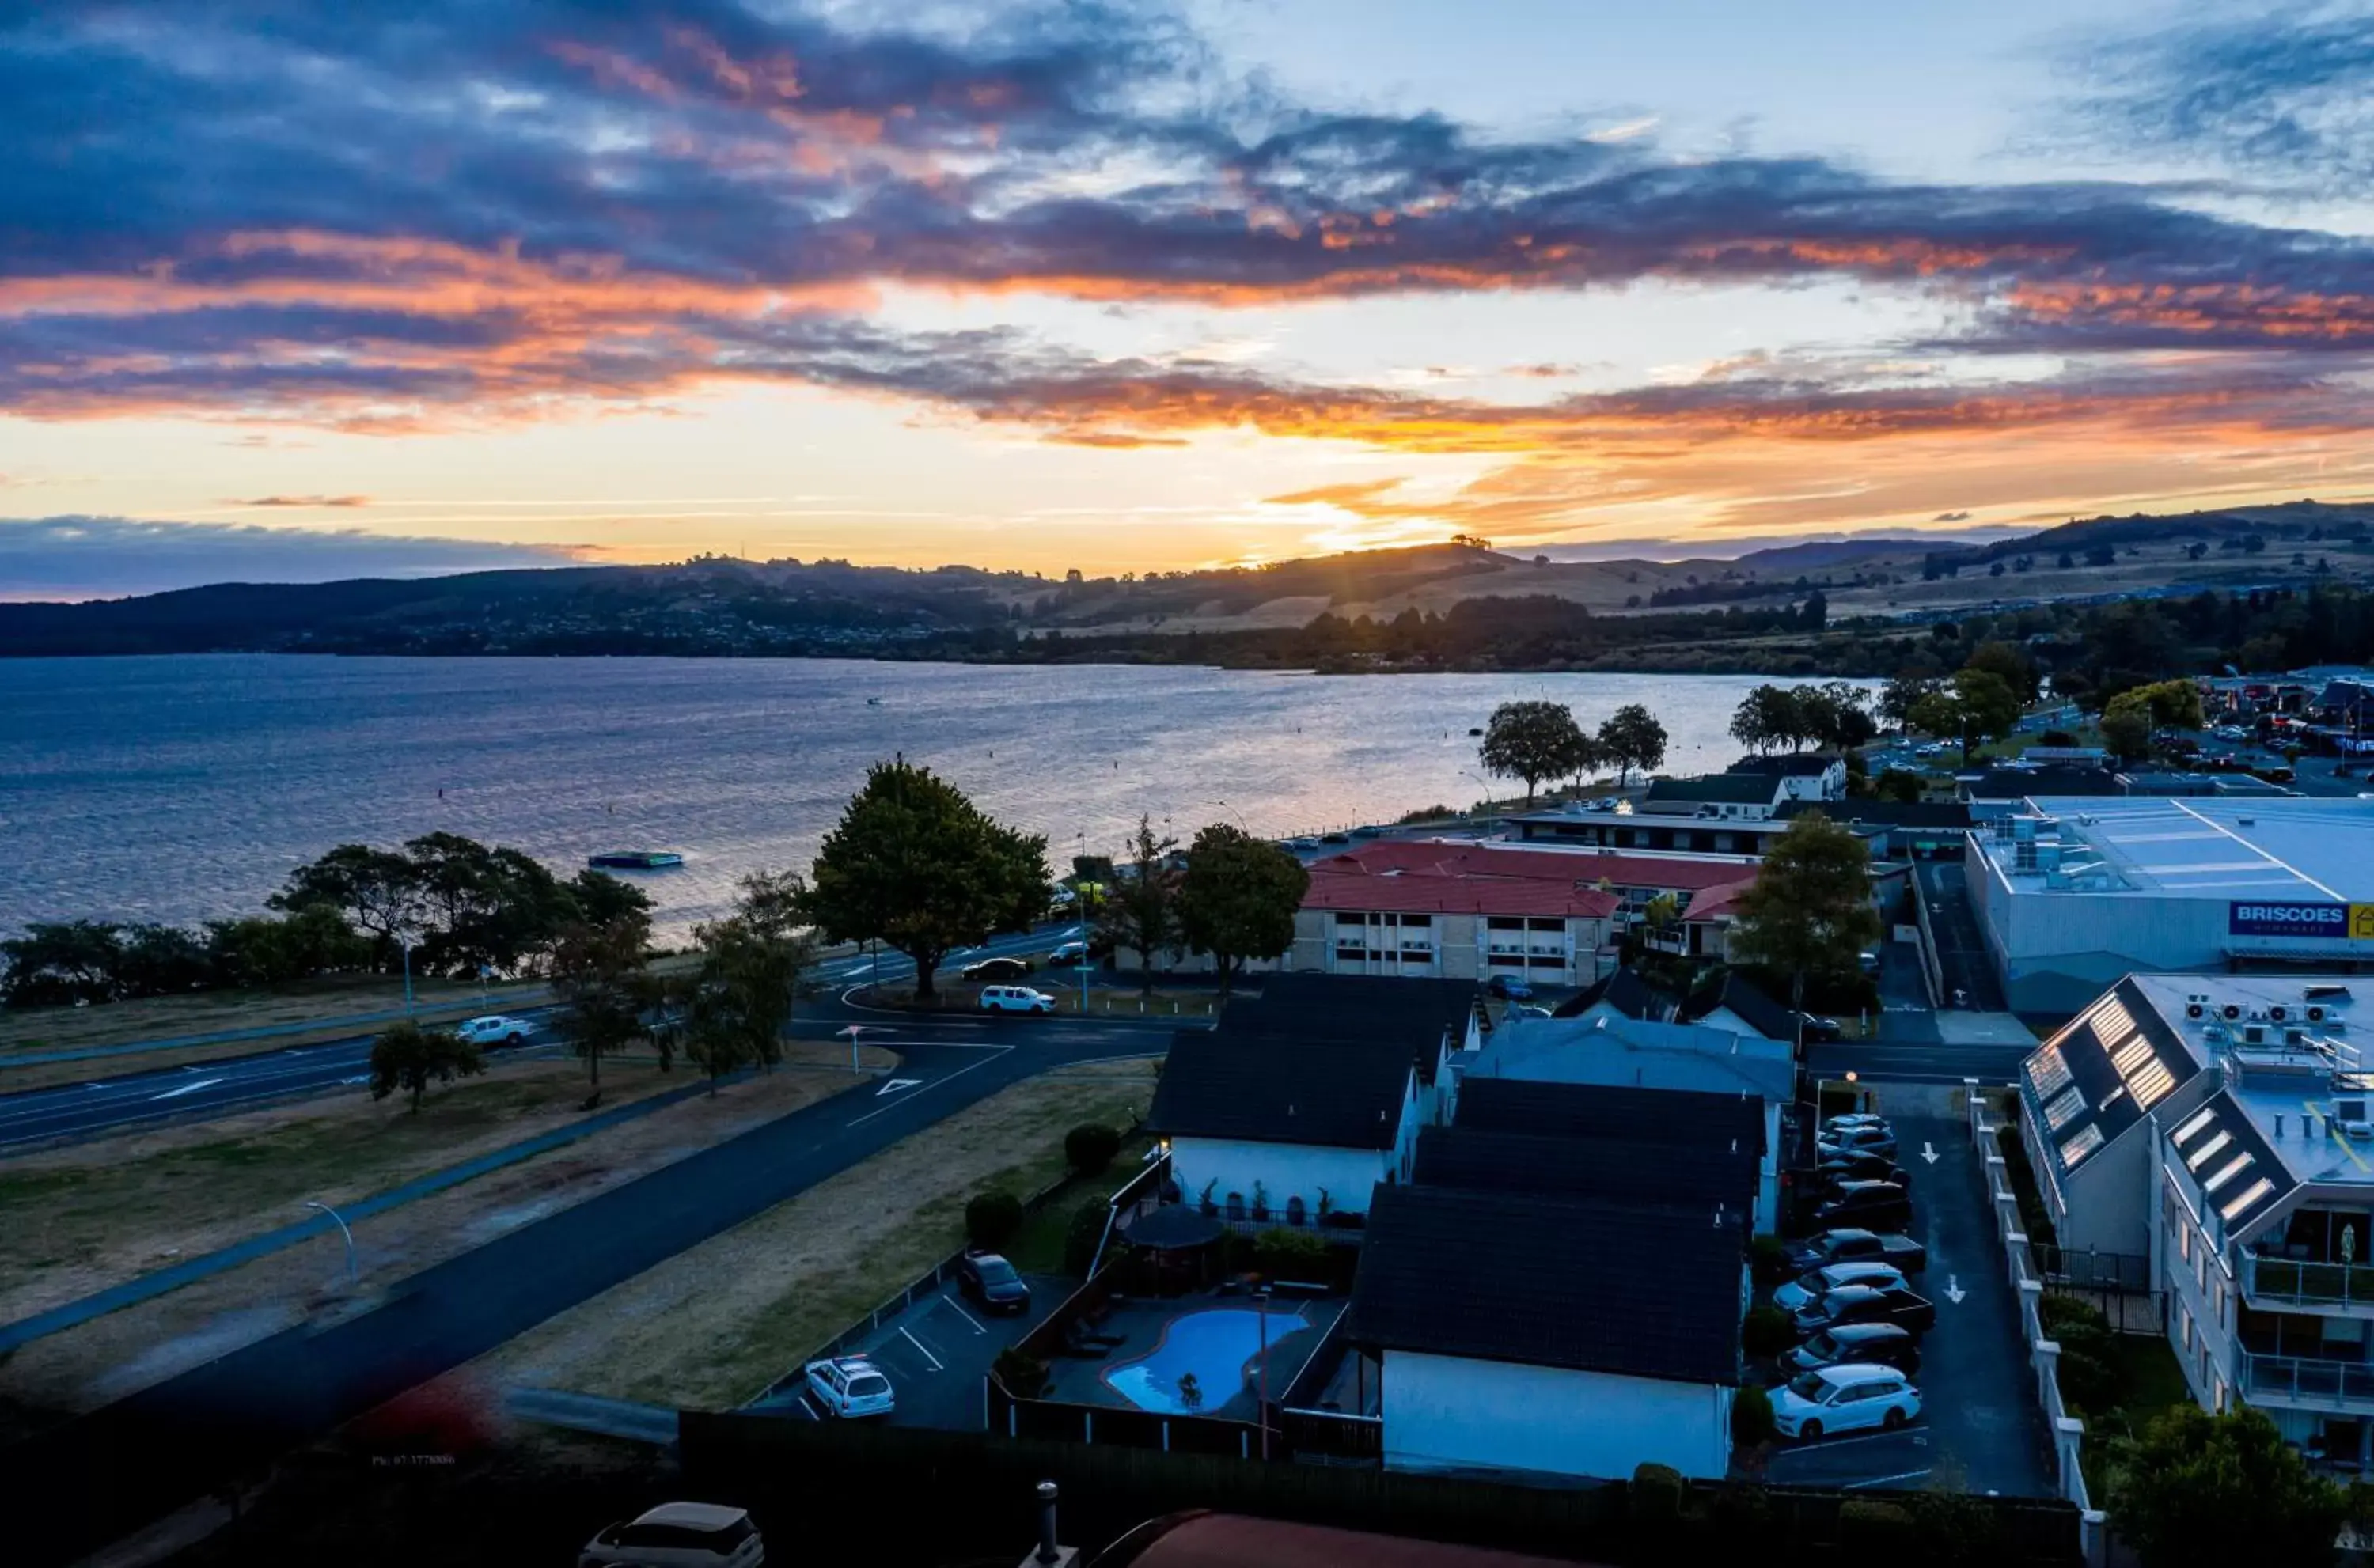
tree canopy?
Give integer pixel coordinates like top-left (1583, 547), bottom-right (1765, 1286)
top-left (1729, 812), bottom-right (1883, 1013)
top-left (548, 902), bottom-right (654, 1102)
top-left (1906, 667), bottom-right (2021, 762)
top-left (2109, 1405), bottom-right (2346, 1568)
top-left (1479, 700), bottom-right (1593, 803)
top-left (1729, 682), bottom-right (1875, 754)
top-left (803, 759), bottom-right (1049, 1000)
top-left (671, 869), bottom-right (817, 1088)
top-left (1097, 815), bottom-right (1180, 988)
top-left (1176, 824), bottom-right (1310, 994)
top-left (1596, 704), bottom-right (1669, 786)
top-left (367, 1020), bottom-right (483, 1114)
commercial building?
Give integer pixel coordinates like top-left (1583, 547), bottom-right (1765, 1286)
top-left (2017, 974), bottom-right (2374, 1467)
top-left (1966, 797), bottom-right (2374, 1014)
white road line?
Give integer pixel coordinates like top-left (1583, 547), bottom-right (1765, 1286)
top-left (1783, 1426), bottom-right (1926, 1454)
top-left (942, 1297), bottom-right (987, 1336)
top-left (897, 1325), bottom-right (944, 1371)
top-left (846, 1047), bottom-right (1013, 1127)
top-left (150, 1077), bottom-right (226, 1100)
top-left (1844, 1469), bottom-right (1933, 1490)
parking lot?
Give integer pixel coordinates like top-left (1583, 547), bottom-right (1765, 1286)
top-left (745, 1268), bottom-right (1068, 1430)
top-left (1766, 1097), bottom-right (2050, 1496)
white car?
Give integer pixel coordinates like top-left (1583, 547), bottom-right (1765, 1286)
top-left (455, 1014), bottom-right (533, 1047)
top-left (980, 984), bottom-right (1056, 1016)
top-left (1047, 940), bottom-right (1090, 965)
top-left (1769, 1362), bottom-right (1921, 1442)
top-left (1773, 1261), bottom-right (1907, 1312)
top-left (580, 1502), bottom-right (764, 1567)
top-left (804, 1355), bottom-right (894, 1418)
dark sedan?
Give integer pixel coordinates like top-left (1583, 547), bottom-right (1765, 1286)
top-left (961, 956), bottom-right (1033, 983)
top-left (1790, 1282), bottom-right (1937, 1338)
top-left (1812, 1149), bottom-right (1913, 1191)
top-left (1783, 1227), bottom-right (1927, 1276)
top-left (1781, 1321), bottom-right (1922, 1377)
top-left (1808, 1180), bottom-right (1913, 1235)
top-left (955, 1251), bottom-right (1032, 1316)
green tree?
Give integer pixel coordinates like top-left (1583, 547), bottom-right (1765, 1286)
top-left (803, 760), bottom-right (1048, 1002)
top-left (1907, 667), bottom-right (2020, 762)
top-left (667, 870), bottom-right (815, 1089)
top-left (1597, 703), bottom-right (1669, 786)
top-left (2100, 703), bottom-right (2152, 762)
top-left (1874, 769), bottom-right (1925, 804)
top-left (1799, 681), bottom-right (1877, 750)
top-left (1097, 815), bottom-right (1179, 990)
top-left (565, 869), bottom-right (656, 931)
top-left (1963, 640), bottom-right (2040, 704)
top-left (547, 908), bottom-right (652, 1104)
top-left (1729, 684), bottom-right (1806, 754)
top-left (1729, 812), bottom-right (1883, 1019)
top-left (0, 920), bottom-right (128, 1006)
top-left (1177, 824), bottom-right (1310, 995)
top-left (367, 1020), bottom-right (483, 1114)
top-left (270, 843), bottom-right (423, 963)
top-left (203, 905), bottom-right (370, 990)
top-left (1479, 700), bottom-right (1591, 804)
top-left (2110, 1405), bottom-right (2346, 1568)
top-left (1879, 672), bottom-right (1942, 729)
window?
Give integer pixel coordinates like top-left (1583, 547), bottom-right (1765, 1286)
top-left (1526, 917), bottom-right (1564, 933)
top-left (1487, 916), bottom-right (1524, 931)
top-left (1334, 946), bottom-right (1367, 963)
top-left (1396, 913), bottom-right (1433, 929)
top-left (1488, 953), bottom-right (1526, 967)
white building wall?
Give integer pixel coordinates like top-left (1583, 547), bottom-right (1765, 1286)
top-left (1167, 1136), bottom-right (1397, 1219)
top-left (1381, 1350), bottom-right (1733, 1479)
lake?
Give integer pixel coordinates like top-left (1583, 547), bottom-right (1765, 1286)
top-left (0, 657), bottom-right (1870, 939)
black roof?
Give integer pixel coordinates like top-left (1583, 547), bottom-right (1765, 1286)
top-left (1963, 766), bottom-right (2122, 801)
top-left (2165, 1091), bottom-right (2293, 1234)
top-left (2019, 979), bottom-right (2204, 1184)
top-left (1344, 1184), bottom-right (1743, 1386)
top-left (1228, 973), bottom-right (1478, 1054)
top-left (1776, 798), bottom-right (1974, 830)
top-left (1147, 1030), bottom-right (1413, 1149)
top-left (1645, 773), bottom-right (1784, 806)
top-left (1456, 1078), bottom-right (1768, 1159)
top-left (1551, 967), bottom-right (1675, 1021)
top-left (1727, 753), bottom-right (1841, 777)
top-left (1680, 971), bottom-right (1796, 1041)
top-left (1413, 1125), bottom-right (1758, 1217)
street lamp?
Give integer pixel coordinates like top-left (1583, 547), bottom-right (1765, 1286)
top-left (1254, 1285), bottom-right (1274, 1461)
top-left (398, 937), bottom-right (416, 1017)
top-left (1460, 770), bottom-right (1497, 835)
top-left (305, 1199), bottom-right (357, 1286)
top-left (1208, 800), bottom-right (1250, 834)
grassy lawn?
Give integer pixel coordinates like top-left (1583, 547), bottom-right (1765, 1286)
top-left (474, 1059), bottom-right (1161, 1409)
top-left (2076, 1334), bottom-right (2194, 1497)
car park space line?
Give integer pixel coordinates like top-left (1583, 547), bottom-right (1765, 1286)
top-left (897, 1325), bottom-right (943, 1371)
top-left (940, 1298), bottom-right (987, 1336)
top-left (1844, 1469), bottom-right (1933, 1490)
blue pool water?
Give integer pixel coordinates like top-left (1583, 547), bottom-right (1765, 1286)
top-left (1102, 1307), bottom-right (1306, 1415)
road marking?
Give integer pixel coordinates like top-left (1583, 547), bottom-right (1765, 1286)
top-left (942, 1297), bottom-right (987, 1336)
top-left (1845, 1469), bottom-right (1933, 1490)
top-left (876, 1078), bottom-right (923, 1097)
top-left (150, 1077), bottom-right (226, 1100)
top-left (1921, 1142), bottom-right (1940, 1165)
top-left (1944, 1274), bottom-right (1967, 1305)
top-left (846, 1046), bottom-right (1014, 1127)
top-left (1782, 1425), bottom-right (1926, 1454)
top-left (898, 1325), bottom-right (944, 1371)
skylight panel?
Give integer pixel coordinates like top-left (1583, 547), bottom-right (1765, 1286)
top-left (2110, 1036), bottom-right (2156, 1078)
top-left (2029, 1044), bottom-right (2073, 1100)
top-left (2127, 1059), bottom-right (2177, 1109)
top-left (2220, 1177), bottom-right (2277, 1221)
top-left (2044, 1087), bottom-right (2088, 1131)
top-left (2060, 1123), bottom-right (2106, 1168)
top-left (2202, 1153), bottom-right (2255, 1194)
top-left (2184, 1131), bottom-right (2233, 1171)
top-left (2172, 1107), bottom-right (2220, 1146)
top-left (2091, 994), bottom-right (2137, 1046)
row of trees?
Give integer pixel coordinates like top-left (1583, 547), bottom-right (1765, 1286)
top-left (1477, 700), bottom-right (1671, 802)
top-left (1726, 682), bottom-right (1877, 754)
top-left (1097, 817), bottom-right (1311, 991)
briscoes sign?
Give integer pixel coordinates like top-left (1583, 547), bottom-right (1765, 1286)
top-left (2229, 902), bottom-right (2349, 939)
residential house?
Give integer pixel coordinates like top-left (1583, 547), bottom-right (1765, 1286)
top-left (1725, 752), bottom-right (1849, 801)
top-left (1549, 967), bottom-right (1678, 1024)
top-left (1642, 772), bottom-right (1791, 820)
top-left (1344, 1184), bottom-right (1745, 1480)
top-left (1678, 971), bottom-right (1796, 1043)
top-left (1411, 1123), bottom-right (1760, 1222)
top-left (1223, 972), bottom-right (1483, 1125)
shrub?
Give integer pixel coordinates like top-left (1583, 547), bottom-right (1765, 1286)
top-left (1252, 1225), bottom-right (1329, 1281)
top-left (964, 1191), bottom-right (1023, 1250)
top-left (1837, 1498), bottom-right (1915, 1549)
top-left (2038, 1293), bottom-right (2110, 1335)
top-left (1749, 1235), bottom-right (1790, 1285)
top-left (1064, 1123), bottom-right (1121, 1175)
top-left (992, 1346), bottom-right (1048, 1399)
top-left (1741, 1305), bottom-right (1792, 1359)
top-left (1062, 1192), bottom-right (1114, 1276)
top-left (2057, 1343), bottom-right (2122, 1412)
top-left (1730, 1384), bottom-right (1776, 1446)
top-left (1629, 1461), bottom-right (1685, 1521)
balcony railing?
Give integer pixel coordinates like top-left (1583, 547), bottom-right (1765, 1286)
top-left (2244, 1253), bottom-right (2374, 1310)
top-left (2246, 1352), bottom-right (2374, 1410)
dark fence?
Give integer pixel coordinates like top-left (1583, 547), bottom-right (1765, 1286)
top-left (2031, 1243), bottom-right (2152, 1296)
top-left (678, 1413), bottom-right (2084, 1566)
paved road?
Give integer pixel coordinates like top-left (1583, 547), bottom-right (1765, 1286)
top-left (1917, 861), bottom-right (2005, 1013)
top-left (0, 921), bottom-right (1083, 1150)
top-left (7, 1008), bottom-right (1177, 1567)
top-left (1807, 1040), bottom-right (2033, 1088)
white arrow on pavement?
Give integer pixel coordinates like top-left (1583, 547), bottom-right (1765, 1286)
top-left (1944, 1274), bottom-right (1966, 1305)
top-left (1921, 1142), bottom-right (1940, 1165)
top-left (150, 1077), bottom-right (226, 1100)
top-left (876, 1078), bottom-right (924, 1097)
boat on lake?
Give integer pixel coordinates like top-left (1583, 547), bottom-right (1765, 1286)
top-left (589, 850), bottom-right (685, 870)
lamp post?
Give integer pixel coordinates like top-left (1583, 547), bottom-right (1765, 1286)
top-left (305, 1199), bottom-right (357, 1286)
top-left (398, 937), bottom-right (415, 1017)
top-left (1254, 1285), bottom-right (1274, 1461)
top-left (1460, 770), bottom-right (1496, 836)
top-left (1208, 800), bottom-right (1250, 834)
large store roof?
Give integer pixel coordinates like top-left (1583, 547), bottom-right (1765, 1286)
top-left (1989, 797), bottom-right (2374, 901)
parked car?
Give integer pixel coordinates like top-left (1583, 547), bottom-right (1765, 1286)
top-left (1810, 1180), bottom-right (1913, 1233)
top-left (1770, 1364), bottom-right (1921, 1442)
top-left (1789, 1282), bottom-right (1937, 1337)
top-left (1783, 1227), bottom-right (1928, 1276)
top-left (803, 1355), bottom-right (895, 1418)
top-left (1822, 1112), bottom-right (1887, 1134)
top-left (456, 1014), bottom-right (534, 1048)
top-left (1046, 940), bottom-right (1090, 965)
top-left (1486, 975), bottom-right (1534, 1001)
top-left (1818, 1123), bottom-right (1898, 1159)
top-left (980, 985), bottom-right (1056, 1016)
top-left (1774, 1261), bottom-right (1908, 1313)
top-left (956, 1251), bottom-right (1032, 1316)
top-left (1950, 987), bottom-right (1970, 1008)
top-left (1782, 1322), bottom-right (1922, 1377)
top-left (1797, 1014), bottom-right (1845, 1043)
top-left (1287, 837), bottom-right (1321, 852)
top-left (1813, 1149), bottom-right (1913, 1190)
top-left (1590, 797), bottom-right (1619, 811)
top-left (1319, 831), bottom-right (1352, 845)
top-left (580, 1502), bottom-right (764, 1568)
top-left (961, 956), bottom-right (1033, 982)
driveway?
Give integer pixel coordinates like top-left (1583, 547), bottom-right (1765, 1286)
top-left (1766, 1104), bottom-right (2051, 1497)
top-left (1917, 862), bottom-right (2005, 1013)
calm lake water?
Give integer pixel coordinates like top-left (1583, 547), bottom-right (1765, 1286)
top-left (1, 657), bottom-right (1871, 939)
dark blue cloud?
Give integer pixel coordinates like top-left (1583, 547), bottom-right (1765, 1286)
top-left (0, 515), bottom-right (585, 600)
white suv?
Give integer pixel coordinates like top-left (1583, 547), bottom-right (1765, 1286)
top-left (804, 1355), bottom-right (894, 1418)
top-left (579, 1502), bottom-right (764, 1566)
top-left (1770, 1363), bottom-right (1921, 1442)
top-left (455, 1014), bottom-right (533, 1047)
top-left (979, 985), bottom-right (1056, 1016)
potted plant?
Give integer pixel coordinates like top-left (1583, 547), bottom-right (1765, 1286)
top-left (1198, 1179), bottom-right (1218, 1217)
top-left (1250, 1180), bottom-right (1270, 1222)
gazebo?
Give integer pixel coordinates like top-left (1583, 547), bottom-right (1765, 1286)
top-left (1117, 1203), bottom-right (1227, 1295)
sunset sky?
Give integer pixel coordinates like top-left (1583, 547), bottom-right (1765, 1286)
top-left (13, 1), bottom-right (2374, 593)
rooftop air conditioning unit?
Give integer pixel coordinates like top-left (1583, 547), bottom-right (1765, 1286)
top-left (2186, 1002), bottom-right (2206, 1020)
top-left (2223, 1003), bottom-right (2245, 1021)
top-left (2271, 1005), bottom-right (2290, 1022)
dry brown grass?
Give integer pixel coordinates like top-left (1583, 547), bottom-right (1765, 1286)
top-left (472, 1057), bottom-right (1161, 1410)
top-left (0, 1044), bottom-right (897, 1426)
top-left (0, 976), bottom-right (554, 1058)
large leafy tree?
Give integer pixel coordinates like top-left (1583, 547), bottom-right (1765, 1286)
top-left (1963, 640), bottom-right (2040, 704)
top-left (270, 843), bottom-right (423, 961)
top-left (2110, 1405), bottom-right (2346, 1568)
top-left (0, 921), bottom-right (128, 1006)
top-left (1479, 700), bottom-right (1591, 804)
top-left (1728, 685), bottom-right (1804, 754)
top-left (547, 906), bottom-right (653, 1104)
top-left (804, 759), bottom-right (1048, 1001)
top-left (1596, 704), bottom-right (1668, 786)
top-left (1176, 824), bottom-right (1310, 995)
top-left (1097, 815), bottom-right (1180, 990)
top-left (368, 1020), bottom-right (483, 1115)
top-left (673, 870), bottom-right (817, 1089)
top-left (1907, 667), bottom-right (2022, 763)
top-left (1729, 812), bottom-right (1883, 1020)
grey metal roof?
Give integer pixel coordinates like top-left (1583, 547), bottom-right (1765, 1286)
top-left (1146, 1032), bottom-right (1413, 1149)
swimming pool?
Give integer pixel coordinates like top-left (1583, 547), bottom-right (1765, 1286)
top-left (1102, 1306), bottom-right (1306, 1415)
